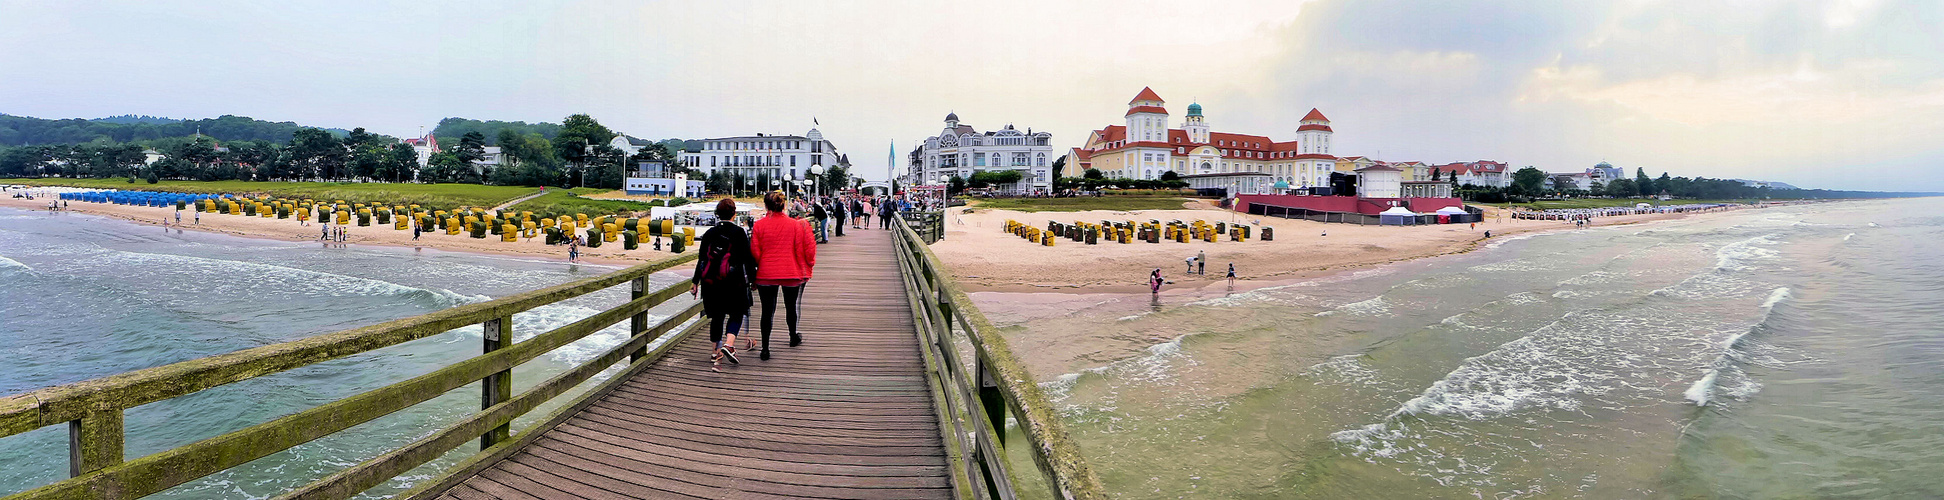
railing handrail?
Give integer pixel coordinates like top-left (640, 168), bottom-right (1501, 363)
top-left (0, 256), bottom-right (693, 439)
top-left (1, 252), bottom-right (701, 500)
top-left (891, 216), bottom-right (1105, 500)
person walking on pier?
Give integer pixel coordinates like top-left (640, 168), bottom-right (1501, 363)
top-left (751, 191), bottom-right (816, 360)
top-left (811, 198), bottom-right (829, 243)
top-left (832, 196), bottom-right (847, 238)
top-left (694, 198), bottom-right (758, 372)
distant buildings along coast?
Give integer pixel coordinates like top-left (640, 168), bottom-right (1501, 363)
top-left (905, 113), bottom-right (1054, 194)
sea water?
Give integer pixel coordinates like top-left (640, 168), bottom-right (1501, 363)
top-left (0, 208), bottom-right (695, 498)
top-left (989, 197), bottom-right (1944, 498)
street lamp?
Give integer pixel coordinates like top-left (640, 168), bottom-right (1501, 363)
top-left (809, 164), bottom-right (826, 197)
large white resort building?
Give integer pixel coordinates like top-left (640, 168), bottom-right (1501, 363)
top-left (676, 128), bottom-right (847, 183)
top-left (1069, 87), bottom-right (1340, 189)
top-left (906, 113), bottom-right (1054, 194)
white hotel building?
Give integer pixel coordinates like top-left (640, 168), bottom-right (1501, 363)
top-left (907, 113), bottom-right (1054, 193)
top-left (1069, 87), bottom-right (1340, 190)
top-left (676, 128), bottom-right (846, 182)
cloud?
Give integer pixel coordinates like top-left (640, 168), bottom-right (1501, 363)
top-left (0, 0), bottom-right (1938, 190)
top-left (1239, 0), bottom-right (1944, 190)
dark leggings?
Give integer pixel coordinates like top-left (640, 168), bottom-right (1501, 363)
top-left (756, 283), bottom-right (804, 350)
top-left (708, 312), bottom-right (745, 348)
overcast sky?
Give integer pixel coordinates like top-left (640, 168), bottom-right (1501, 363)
top-left (3, 0), bottom-right (1939, 191)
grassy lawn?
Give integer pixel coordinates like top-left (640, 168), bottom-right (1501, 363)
top-left (8, 178), bottom-right (536, 210)
top-left (967, 195), bottom-right (1196, 212)
top-left (1484, 198), bottom-right (1755, 210)
top-left (506, 189), bottom-right (658, 217)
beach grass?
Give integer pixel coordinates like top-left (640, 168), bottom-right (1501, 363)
top-left (507, 189), bottom-right (656, 217)
top-left (9, 179), bottom-right (536, 210)
top-left (1484, 198), bottom-right (1754, 210)
top-left (967, 195), bottom-right (1195, 212)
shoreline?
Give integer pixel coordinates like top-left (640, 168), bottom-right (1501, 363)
top-left (937, 203), bottom-right (1722, 294)
top-left (0, 196), bottom-right (677, 269)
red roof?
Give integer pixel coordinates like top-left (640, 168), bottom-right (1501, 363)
top-left (1302, 108), bottom-right (1330, 122)
top-left (1125, 105), bottom-right (1170, 117)
top-left (1297, 124), bottom-right (1333, 132)
top-left (1129, 87), bottom-right (1164, 104)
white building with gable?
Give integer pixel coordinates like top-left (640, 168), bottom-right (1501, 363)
top-left (908, 112), bottom-right (1054, 193)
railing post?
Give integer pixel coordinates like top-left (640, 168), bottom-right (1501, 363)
top-left (481, 316), bottom-right (512, 449)
top-left (629, 277), bottom-right (649, 362)
top-left (68, 409), bottom-right (124, 476)
top-left (976, 357), bottom-right (1007, 445)
top-left (935, 288), bottom-right (954, 358)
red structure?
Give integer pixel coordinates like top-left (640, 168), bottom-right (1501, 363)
top-left (1235, 194), bottom-right (1464, 216)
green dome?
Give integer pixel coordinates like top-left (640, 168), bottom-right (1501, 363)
top-left (1187, 103), bottom-right (1203, 116)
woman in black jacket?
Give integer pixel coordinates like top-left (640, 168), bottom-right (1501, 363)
top-left (691, 198), bottom-right (758, 372)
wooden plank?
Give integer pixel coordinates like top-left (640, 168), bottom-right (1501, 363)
top-left (436, 229), bottom-right (953, 499)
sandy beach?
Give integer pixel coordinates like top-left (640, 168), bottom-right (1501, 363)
top-left (932, 202), bottom-right (1707, 292)
top-left (0, 194), bottom-right (687, 268)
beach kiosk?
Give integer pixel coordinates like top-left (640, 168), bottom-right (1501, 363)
top-left (1435, 206), bottom-right (1468, 224)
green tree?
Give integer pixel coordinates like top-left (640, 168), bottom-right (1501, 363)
top-left (553, 114), bottom-right (616, 187)
top-left (1636, 167), bottom-right (1653, 197)
top-left (821, 165), bottom-right (851, 193)
top-left (947, 175), bottom-right (966, 195)
top-left (289, 128), bottom-right (344, 180)
top-left (386, 143), bottom-right (418, 182)
top-left (1051, 154), bottom-right (1067, 179)
top-left (1083, 168), bottom-right (1104, 180)
top-left (1604, 178), bottom-right (1638, 197)
top-left (456, 131), bottom-right (488, 164)
top-left (1511, 166), bottom-right (1547, 195)
top-left (1159, 170), bottom-right (1180, 181)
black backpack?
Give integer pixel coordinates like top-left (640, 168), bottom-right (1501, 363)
top-left (699, 236), bottom-right (739, 286)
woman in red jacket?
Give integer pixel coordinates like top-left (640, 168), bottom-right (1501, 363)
top-left (748, 191), bottom-right (816, 360)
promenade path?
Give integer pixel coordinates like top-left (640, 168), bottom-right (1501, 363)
top-left (434, 227), bottom-right (952, 499)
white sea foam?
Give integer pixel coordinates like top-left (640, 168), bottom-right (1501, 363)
top-left (0, 254), bottom-right (27, 271)
top-left (1714, 234), bottom-right (1782, 272)
top-left (1336, 296), bottom-right (1390, 316)
top-left (102, 250), bottom-right (489, 307)
top-left (1686, 287), bottom-right (1789, 406)
top-left (1843, 233), bottom-right (1855, 241)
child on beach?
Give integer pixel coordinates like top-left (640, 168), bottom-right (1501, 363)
top-left (1149, 269), bottom-right (1163, 294)
top-left (1227, 263), bottom-right (1237, 285)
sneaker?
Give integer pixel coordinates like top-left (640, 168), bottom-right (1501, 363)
top-left (790, 334), bottom-right (802, 347)
top-left (720, 346), bottom-right (739, 364)
top-left (760, 349), bottom-right (771, 361)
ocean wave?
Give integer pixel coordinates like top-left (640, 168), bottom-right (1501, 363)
top-left (101, 250), bottom-right (490, 308)
top-left (1714, 234), bottom-right (1782, 272)
top-left (0, 254), bottom-right (28, 271)
top-left (1685, 287), bottom-right (1789, 406)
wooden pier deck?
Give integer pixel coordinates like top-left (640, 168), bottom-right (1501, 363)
top-left (435, 226), bottom-right (952, 499)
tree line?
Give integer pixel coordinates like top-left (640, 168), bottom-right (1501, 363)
top-left (0, 113), bottom-right (353, 147)
top-left (0, 114), bottom-right (686, 190)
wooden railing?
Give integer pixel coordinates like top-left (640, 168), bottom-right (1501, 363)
top-left (0, 253), bottom-right (703, 500)
top-left (902, 209), bottom-right (946, 244)
top-left (890, 216), bottom-right (1105, 500)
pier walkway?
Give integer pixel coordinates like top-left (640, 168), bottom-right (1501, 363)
top-left (433, 228), bottom-right (951, 499)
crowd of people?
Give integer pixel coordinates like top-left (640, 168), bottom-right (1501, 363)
top-left (685, 190), bottom-right (936, 371)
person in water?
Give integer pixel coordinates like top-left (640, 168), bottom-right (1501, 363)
top-left (1149, 268), bottom-right (1163, 294)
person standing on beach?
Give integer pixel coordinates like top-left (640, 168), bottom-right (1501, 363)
top-left (693, 198), bottom-right (758, 372)
top-left (568, 235), bottom-right (579, 263)
top-left (1227, 263), bottom-right (1237, 286)
top-left (750, 191), bottom-right (816, 361)
top-left (1150, 269), bottom-right (1163, 294)
top-left (175, 210), bottom-right (181, 226)
top-left (1198, 250), bottom-right (1207, 275)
